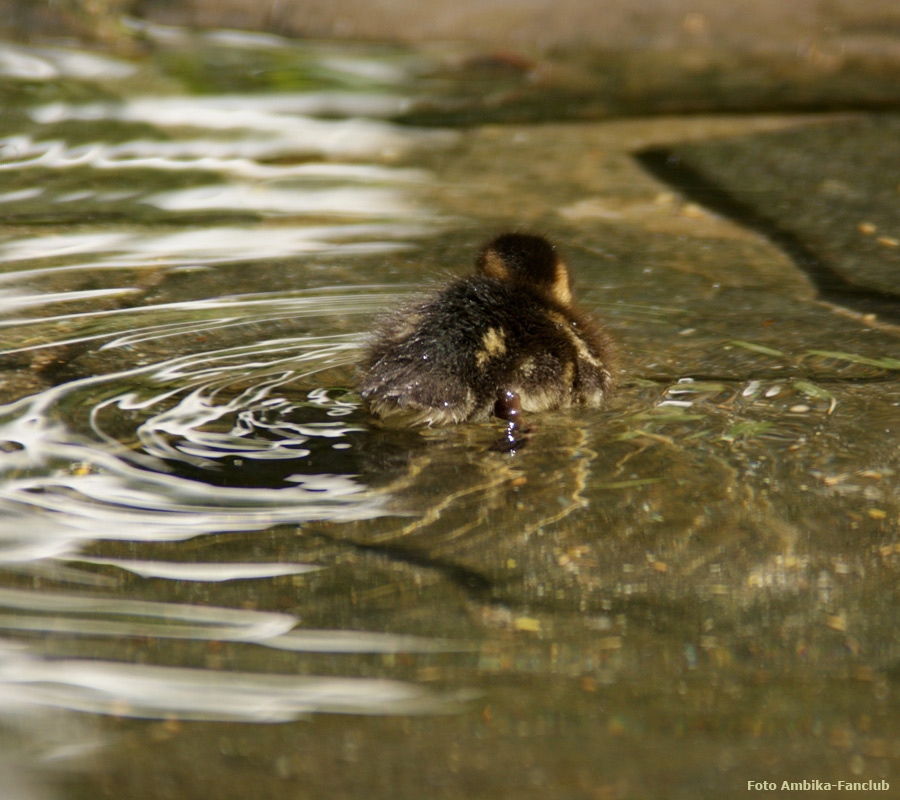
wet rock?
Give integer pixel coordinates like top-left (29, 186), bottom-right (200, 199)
top-left (130, 0), bottom-right (900, 58)
top-left (0, 0), bottom-right (131, 43)
top-left (637, 116), bottom-right (900, 323)
top-left (4, 1), bottom-right (900, 121)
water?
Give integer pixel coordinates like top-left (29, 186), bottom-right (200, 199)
top-left (1, 23), bottom-right (900, 799)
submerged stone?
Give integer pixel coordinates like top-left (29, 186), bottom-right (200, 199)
top-left (637, 116), bottom-right (900, 322)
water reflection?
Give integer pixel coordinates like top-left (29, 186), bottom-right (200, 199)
top-left (0, 645), bottom-right (459, 722)
top-left (0, 332), bottom-right (400, 563)
top-left (0, 287), bottom-right (139, 314)
top-left (0, 134), bottom-right (435, 180)
top-left (0, 226), bottom-right (427, 271)
top-left (0, 44), bottom-right (136, 81)
top-left (66, 557), bottom-right (319, 581)
top-left (0, 37), bottom-right (448, 577)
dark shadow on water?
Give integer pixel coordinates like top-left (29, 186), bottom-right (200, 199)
top-left (125, 412), bottom-right (500, 594)
top-left (337, 538), bottom-right (495, 598)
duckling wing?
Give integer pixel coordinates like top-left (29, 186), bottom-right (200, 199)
top-left (359, 349), bottom-right (478, 426)
top-left (359, 290), bottom-right (485, 425)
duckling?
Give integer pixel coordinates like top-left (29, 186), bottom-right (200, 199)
top-left (358, 233), bottom-right (616, 433)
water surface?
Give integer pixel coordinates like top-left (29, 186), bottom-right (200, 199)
top-left (1, 24), bottom-right (899, 800)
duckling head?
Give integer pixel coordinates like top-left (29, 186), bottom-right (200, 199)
top-left (475, 232), bottom-right (572, 307)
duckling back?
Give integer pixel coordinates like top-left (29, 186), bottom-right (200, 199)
top-left (359, 234), bottom-right (615, 426)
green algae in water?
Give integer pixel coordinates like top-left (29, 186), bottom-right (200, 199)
top-left (729, 339), bottom-right (786, 357)
top-left (806, 349), bottom-right (900, 370)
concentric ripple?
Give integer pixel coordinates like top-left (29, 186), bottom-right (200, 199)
top-left (0, 36), bottom-right (451, 570)
top-left (0, 318), bottom-right (405, 564)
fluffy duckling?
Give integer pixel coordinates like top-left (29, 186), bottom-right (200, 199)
top-left (358, 233), bottom-right (616, 430)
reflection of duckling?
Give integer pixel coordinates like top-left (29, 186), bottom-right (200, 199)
top-left (359, 233), bottom-right (616, 430)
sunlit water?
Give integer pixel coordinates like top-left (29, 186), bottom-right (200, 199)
top-left (0, 27), bottom-right (470, 741)
top-left (1, 23), bottom-right (900, 800)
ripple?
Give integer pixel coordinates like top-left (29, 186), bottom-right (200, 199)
top-left (0, 225), bottom-right (428, 272)
top-left (1, 286), bottom-right (398, 349)
top-left (0, 288), bottom-right (414, 546)
top-left (0, 321), bottom-right (407, 564)
top-left (0, 587), bottom-right (470, 721)
top-left (0, 652), bottom-right (455, 721)
top-left (145, 183), bottom-right (414, 216)
top-left (0, 44), bottom-right (135, 82)
top-left (28, 97), bottom-right (453, 160)
top-left (638, 376), bottom-right (837, 445)
top-left (0, 587), bottom-right (295, 642)
top-left (0, 287), bottom-right (138, 315)
top-left (0, 588), bottom-right (469, 654)
top-left (65, 557), bottom-right (320, 581)
top-left (0, 133), bottom-right (434, 180)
